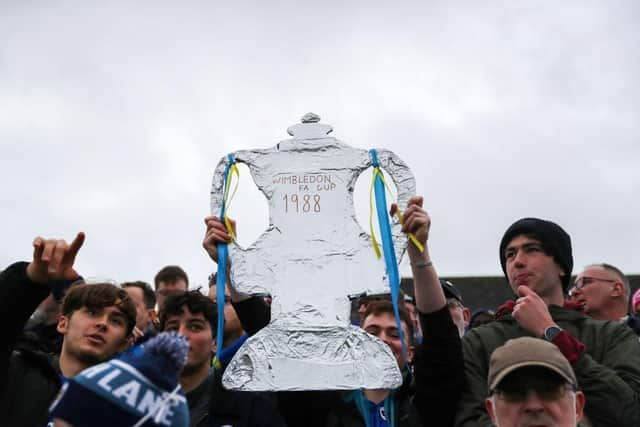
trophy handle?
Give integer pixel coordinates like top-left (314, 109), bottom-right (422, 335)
top-left (210, 151), bottom-right (274, 296)
top-left (210, 150), bottom-right (271, 251)
top-left (368, 148), bottom-right (417, 261)
top-left (210, 153), bottom-right (234, 234)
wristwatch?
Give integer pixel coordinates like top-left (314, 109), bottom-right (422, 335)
top-left (542, 325), bottom-right (563, 342)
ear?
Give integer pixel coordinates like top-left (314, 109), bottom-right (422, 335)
top-left (557, 264), bottom-right (566, 281)
top-left (575, 391), bottom-right (586, 422)
top-left (611, 282), bottom-right (624, 298)
top-left (485, 397), bottom-right (498, 425)
top-left (406, 345), bottom-right (415, 365)
top-left (57, 314), bottom-right (69, 334)
top-left (463, 307), bottom-right (471, 328)
top-left (211, 337), bottom-right (217, 355)
top-left (147, 309), bottom-right (157, 322)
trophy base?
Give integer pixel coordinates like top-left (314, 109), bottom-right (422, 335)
top-left (221, 322), bottom-right (403, 391)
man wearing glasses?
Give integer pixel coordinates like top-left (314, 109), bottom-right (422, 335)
top-left (570, 263), bottom-right (640, 336)
top-left (570, 264), bottom-right (627, 318)
top-left (485, 337), bottom-right (585, 427)
top-left (456, 218), bottom-right (640, 426)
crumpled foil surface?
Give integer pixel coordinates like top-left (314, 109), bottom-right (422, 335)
top-left (211, 113), bottom-right (416, 391)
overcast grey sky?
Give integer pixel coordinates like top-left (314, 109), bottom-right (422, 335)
top-left (2, 1), bottom-right (639, 289)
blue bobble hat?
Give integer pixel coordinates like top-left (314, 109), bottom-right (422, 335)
top-left (50, 332), bottom-right (190, 427)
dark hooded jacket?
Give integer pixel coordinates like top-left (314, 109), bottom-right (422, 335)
top-left (0, 262), bottom-right (63, 427)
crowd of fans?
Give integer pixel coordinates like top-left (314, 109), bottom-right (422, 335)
top-left (2, 196), bottom-right (640, 427)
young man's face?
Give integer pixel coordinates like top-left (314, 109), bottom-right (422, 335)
top-left (156, 279), bottom-right (188, 309)
top-left (361, 311), bottom-right (414, 370)
top-left (57, 306), bottom-right (130, 366)
top-left (162, 307), bottom-right (215, 375)
top-left (124, 286), bottom-right (153, 331)
top-left (503, 235), bottom-right (565, 300)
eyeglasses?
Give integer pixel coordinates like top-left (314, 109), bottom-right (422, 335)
top-left (494, 384), bottom-right (574, 403)
top-left (572, 276), bottom-right (617, 291)
top-left (493, 377), bottom-right (575, 402)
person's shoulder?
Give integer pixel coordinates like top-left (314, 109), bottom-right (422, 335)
top-left (564, 314), bottom-right (639, 351)
top-left (549, 304), bottom-right (588, 319)
top-left (4, 349), bottom-right (61, 422)
top-left (462, 321), bottom-right (521, 361)
top-left (570, 313), bottom-right (629, 332)
top-left (10, 348), bottom-right (60, 379)
top-left (463, 319), bottom-right (517, 341)
top-left (626, 314), bottom-right (640, 336)
top-left (589, 316), bottom-right (639, 337)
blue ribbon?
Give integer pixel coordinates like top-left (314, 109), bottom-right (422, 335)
top-left (369, 149), bottom-right (407, 361)
top-left (216, 153), bottom-right (235, 354)
top-left (348, 388), bottom-right (397, 427)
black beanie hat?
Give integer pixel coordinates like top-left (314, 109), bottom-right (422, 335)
top-left (499, 218), bottom-right (573, 292)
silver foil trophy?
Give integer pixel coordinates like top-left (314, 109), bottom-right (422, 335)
top-left (211, 113), bottom-right (416, 391)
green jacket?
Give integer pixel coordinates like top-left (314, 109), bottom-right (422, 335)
top-left (455, 304), bottom-right (640, 427)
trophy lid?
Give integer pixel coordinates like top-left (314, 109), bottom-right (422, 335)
top-left (287, 112), bottom-right (333, 138)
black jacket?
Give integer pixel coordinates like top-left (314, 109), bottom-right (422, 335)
top-left (187, 365), bottom-right (285, 427)
top-left (207, 370), bottom-right (286, 427)
top-left (0, 262), bottom-right (62, 427)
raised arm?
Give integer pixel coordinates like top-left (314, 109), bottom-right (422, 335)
top-left (394, 196), bottom-right (464, 427)
top-left (203, 216), bottom-right (270, 333)
top-left (1, 233), bottom-right (85, 393)
top-left (392, 196), bottom-right (445, 313)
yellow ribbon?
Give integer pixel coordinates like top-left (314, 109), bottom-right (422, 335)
top-left (212, 356), bottom-right (222, 370)
top-left (369, 169), bottom-right (383, 259)
top-left (369, 167), bottom-right (425, 257)
top-left (394, 209), bottom-right (425, 253)
top-left (222, 163), bottom-right (240, 241)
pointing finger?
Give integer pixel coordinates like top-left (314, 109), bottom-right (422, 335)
top-left (65, 232), bottom-right (85, 266)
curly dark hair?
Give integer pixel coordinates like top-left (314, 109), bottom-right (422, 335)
top-left (159, 290), bottom-right (217, 335)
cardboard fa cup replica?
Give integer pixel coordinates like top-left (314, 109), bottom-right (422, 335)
top-left (211, 113), bottom-right (415, 391)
